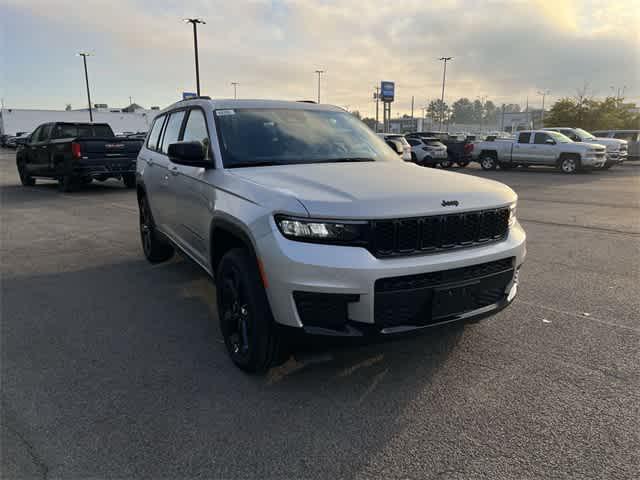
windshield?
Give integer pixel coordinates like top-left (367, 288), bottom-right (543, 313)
top-left (215, 108), bottom-right (398, 168)
top-left (574, 128), bottom-right (595, 140)
top-left (547, 131), bottom-right (573, 143)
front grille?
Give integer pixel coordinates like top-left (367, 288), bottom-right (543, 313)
top-left (376, 257), bottom-right (514, 293)
top-left (374, 258), bottom-right (515, 328)
top-left (370, 208), bottom-right (509, 257)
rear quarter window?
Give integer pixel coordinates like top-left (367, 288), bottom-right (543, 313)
top-left (517, 132), bottom-right (531, 143)
top-left (146, 115), bottom-right (166, 151)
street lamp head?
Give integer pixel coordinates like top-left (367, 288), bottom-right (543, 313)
top-left (438, 56), bottom-right (453, 61)
top-left (184, 18), bottom-right (206, 24)
top-left (77, 52), bottom-right (93, 57)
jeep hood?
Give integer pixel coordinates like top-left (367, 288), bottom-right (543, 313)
top-left (229, 161), bottom-right (516, 219)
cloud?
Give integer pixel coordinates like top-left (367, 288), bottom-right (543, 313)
top-left (4, 0), bottom-right (639, 114)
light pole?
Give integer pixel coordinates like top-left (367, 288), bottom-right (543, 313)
top-left (315, 70), bottom-right (324, 103)
top-left (373, 85), bottom-right (380, 132)
top-left (231, 82), bottom-right (239, 99)
top-left (537, 89), bottom-right (550, 127)
top-left (184, 18), bottom-right (206, 96)
top-left (77, 52), bottom-right (94, 122)
top-left (438, 56), bottom-right (453, 131)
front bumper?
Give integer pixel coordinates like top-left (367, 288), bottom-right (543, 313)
top-left (604, 151), bottom-right (627, 167)
top-left (257, 220), bottom-right (526, 335)
top-left (583, 154), bottom-right (606, 169)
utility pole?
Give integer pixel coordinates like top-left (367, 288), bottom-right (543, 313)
top-left (129, 96), bottom-right (133, 105)
top-left (537, 89), bottom-right (550, 127)
top-left (411, 95), bottom-right (414, 119)
top-left (314, 70), bottom-right (324, 103)
top-left (184, 18), bottom-right (206, 96)
top-left (77, 52), bottom-right (94, 122)
top-left (373, 86), bottom-right (380, 132)
top-left (438, 57), bottom-right (453, 132)
top-left (231, 82), bottom-right (239, 99)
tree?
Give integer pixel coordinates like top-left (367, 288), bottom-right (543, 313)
top-left (504, 103), bottom-right (521, 113)
top-left (484, 100), bottom-right (497, 123)
top-left (351, 110), bottom-right (361, 119)
top-left (545, 95), bottom-right (639, 130)
top-left (450, 98), bottom-right (474, 123)
top-left (361, 117), bottom-right (378, 130)
top-left (427, 99), bottom-right (448, 125)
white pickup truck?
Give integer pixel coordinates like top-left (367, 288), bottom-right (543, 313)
top-left (471, 130), bottom-right (607, 174)
top-left (542, 127), bottom-right (628, 168)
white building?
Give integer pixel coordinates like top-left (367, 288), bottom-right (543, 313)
top-left (0, 107), bottom-right (159, 137)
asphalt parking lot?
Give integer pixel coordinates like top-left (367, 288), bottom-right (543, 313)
top-left (1, 147), bottom-right (639, 479)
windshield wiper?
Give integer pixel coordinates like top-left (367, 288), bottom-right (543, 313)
top-left (321, 157), bottom-right (375, 163)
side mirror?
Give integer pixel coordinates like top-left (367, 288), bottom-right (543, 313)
top-left (545, 138), bottom-right (555, 145)
top-left (167, 141), bottom-right (212, 167)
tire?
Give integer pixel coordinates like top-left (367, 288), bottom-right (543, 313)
top-left (217, 248), bottom-right (286, 373)
top-left (601, 163), bottom-right (613, 170)
top-left (123, 173), bottom-right (136, 188)
top-left (559, 155), bottom-right (579, 174)
top-left (439, 156), bottom-right (453, 168)
top-left (58, 174), bottom-right (77, 192)
top-left (411, 152), bottom-right (417, 163)
top-left (138, 194), bottom-right (174, 263)
top-left (457, 161), bottom-right (470, 168)
top-left (479, 154), bottom-right (497, 170)
top-left (81, 177), bottom-right (93, 185)
top-left (17, 163), bottom-right (35, 186)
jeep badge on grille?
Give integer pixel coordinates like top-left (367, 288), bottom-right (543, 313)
top-left (441, 200), bottom-right (459, 207)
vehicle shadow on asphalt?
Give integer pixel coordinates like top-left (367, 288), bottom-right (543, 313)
top-left (0, 180), bottom-right (134, 205)
top-left (2, 255), bottom-right (465, 478)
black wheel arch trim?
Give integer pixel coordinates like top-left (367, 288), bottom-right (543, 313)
top-left (209, 215), bottom-right (260, 271)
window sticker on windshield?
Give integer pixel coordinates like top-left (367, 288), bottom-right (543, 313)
top-left (216, 109), bottom-right (235, 116)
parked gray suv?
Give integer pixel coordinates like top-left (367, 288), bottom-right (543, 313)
top-left (136, 98), bottom-right (526, 372)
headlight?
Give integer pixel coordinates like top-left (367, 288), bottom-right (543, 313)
top-left (275, 215), bottom-right (368, 245)
top-left (509, 203), bottom-right (517, 227)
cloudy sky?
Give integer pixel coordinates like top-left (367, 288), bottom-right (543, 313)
top-left (2, 0), bottom-right (638, 116)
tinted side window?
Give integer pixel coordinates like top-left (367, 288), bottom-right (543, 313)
top-left (30, 126), bottom-right (43, 143)
top-left (407, 138), bottom-right (421, 147)
top-left (517, 132), bottom-right (531, 143)
top-left (42, 125), bottom-right (53, 141)
top-left (534, 133), bottom-right (552, 144)
top-left (146, 115), bottom-right (166, 151)
top-left (160, 111), bottom-right (186, 154)
top-left (182, 109), bottom-right (210, 158)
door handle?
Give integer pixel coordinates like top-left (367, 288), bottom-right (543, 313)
top-left (170, 166), bottom-right (179, 176)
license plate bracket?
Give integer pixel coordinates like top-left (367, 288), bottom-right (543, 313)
top-left (432, 280), bottom-right (480, 319)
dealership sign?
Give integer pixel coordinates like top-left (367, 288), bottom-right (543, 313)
top-left (380, 81), bottom-right (395, 102)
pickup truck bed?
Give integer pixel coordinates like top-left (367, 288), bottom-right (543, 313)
top-left (16, 122), bottom-right (144, 191)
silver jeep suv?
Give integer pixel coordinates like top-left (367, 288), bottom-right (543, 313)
top-left (136, 98), bottom-right (526, 372)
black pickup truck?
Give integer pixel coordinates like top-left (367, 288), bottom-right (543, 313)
top-left (16, 122), bottom-right (144, 191)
